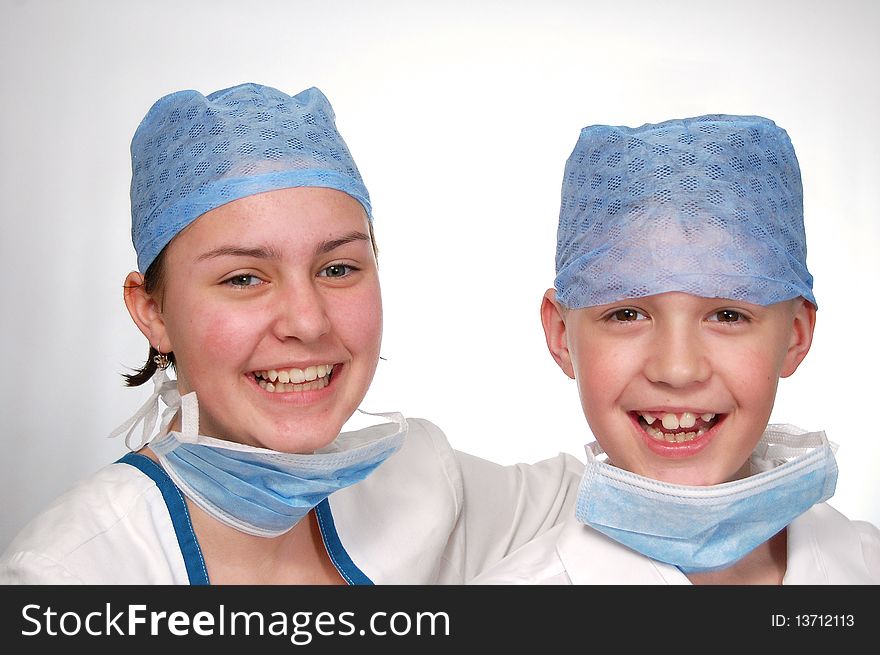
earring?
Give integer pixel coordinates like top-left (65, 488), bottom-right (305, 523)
top-left (153, 347), bottom-right (171, 370)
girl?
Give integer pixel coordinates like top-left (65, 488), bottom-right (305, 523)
top-left (0, 83), bottom-right (582, 584)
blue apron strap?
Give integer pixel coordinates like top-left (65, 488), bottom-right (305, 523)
top-left (117, 452), bottom-right (210, 585)
top-left (315, 499), bottom-right (373, 585)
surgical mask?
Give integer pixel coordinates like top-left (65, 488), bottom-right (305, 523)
top-left (110, 370), bottom-right (406, 537)
top-left (574, 426), bottom-right (838, 573)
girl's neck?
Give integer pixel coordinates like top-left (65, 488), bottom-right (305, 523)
top-left (138, 446), bottom-right (346, 585)
top-left (188, 500), bottom-right (347, 585)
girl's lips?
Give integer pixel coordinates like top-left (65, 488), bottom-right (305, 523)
top-left (252, 362), bottom-right (337, 383)
top-left (629, 411), bottom-right (725, 459)
top-left (248, 363), bottom-right (343, 404)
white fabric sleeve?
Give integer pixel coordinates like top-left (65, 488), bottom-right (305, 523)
top-left (855, 519), bottom-right (880, 581)
top-left (0, 551), bottom-right (83, 584)
top-left (440, 446), bottom-right (585, 583)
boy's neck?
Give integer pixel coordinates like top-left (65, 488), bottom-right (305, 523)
top-left (685, 529), bottom-right (787, 585)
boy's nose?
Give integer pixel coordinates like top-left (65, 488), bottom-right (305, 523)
top-left (271, 282), bottom-right (332, 343)
top-left (643, 324), bottom-right (711, 388)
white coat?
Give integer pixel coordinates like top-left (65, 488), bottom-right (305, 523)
top-left (470, 502), bottom-right (880, 584)
top-left (0, 418), bottom-right (584, 584)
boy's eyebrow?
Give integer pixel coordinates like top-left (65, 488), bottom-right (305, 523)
top-left (315, 230), bottom-right (370, 256)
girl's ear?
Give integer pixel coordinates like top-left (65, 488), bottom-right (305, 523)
top-left (780, 298), bottom-right (817, 378)
top-left (123, 271), bottom-right (171, 353)
top-left (540, 289), bottom-right (576, 379)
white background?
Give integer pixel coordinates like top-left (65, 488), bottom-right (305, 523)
top-left (2, 0), bottom-right (878, 552)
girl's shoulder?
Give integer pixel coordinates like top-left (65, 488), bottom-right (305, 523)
top-left (0, 459), bottom-right (186, 583)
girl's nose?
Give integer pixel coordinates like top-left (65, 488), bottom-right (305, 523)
top-left (271, 282), bottom-right (332, 343)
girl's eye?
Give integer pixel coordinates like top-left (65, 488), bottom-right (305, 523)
top-left (610, 308), bottom-right (646, 322)
top-left (319, 263), bottom-right (356, 278)
top-left (710, 309), bottom-right (743, 323)
top-left (224, 274), bottom-right (263, 287)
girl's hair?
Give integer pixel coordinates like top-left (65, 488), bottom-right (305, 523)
top-left (122, 250), bottom-right (175, 387)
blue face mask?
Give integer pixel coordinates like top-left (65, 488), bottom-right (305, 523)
top-left (574, 425), bottom-right (838, 573)
top-left (111, 371), bottom-right (405, 537)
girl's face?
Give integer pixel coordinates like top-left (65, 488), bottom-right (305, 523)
top-left (141, 186), bottom-right (382, 453)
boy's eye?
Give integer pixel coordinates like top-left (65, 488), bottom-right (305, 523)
top-left (224, 274), bottom-right (263, 287)
top-left (710, 309), bottom-right (743, 323)
top-left (610, 308), bottom-right (646, 322)
top-left (319, 263), bottom-right (356, 278)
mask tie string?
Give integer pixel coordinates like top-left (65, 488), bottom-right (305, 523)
top-left (108, 369), bottom-right (181, 450)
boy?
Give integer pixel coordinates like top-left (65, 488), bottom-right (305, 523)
top-left (473, 115), bottom-right (880, 584)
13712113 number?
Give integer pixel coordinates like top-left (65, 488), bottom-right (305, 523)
top-left (795, 614), bottom-right (854, 627)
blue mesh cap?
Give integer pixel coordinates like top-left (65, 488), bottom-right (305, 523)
top-left (130, 83), bottom-right (372, 272)
top-left (554, 114), bottom-right (816, 309)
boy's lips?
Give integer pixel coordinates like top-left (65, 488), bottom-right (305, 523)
top-left (629, 410), bottom-right (725, 455)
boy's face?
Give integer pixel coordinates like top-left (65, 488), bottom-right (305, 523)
top-left (542, 291), bottom-right (816, 486)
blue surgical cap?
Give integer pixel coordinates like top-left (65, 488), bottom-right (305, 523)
top-left (555, 114), bottom-right (816, 309)
top-left (130, 83), bottom-right (372, 273)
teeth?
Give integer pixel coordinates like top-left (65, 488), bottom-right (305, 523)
top-left (639, 410), bottom-right (718, 444)
top-left (641, 411), bottom-right (716, 430)
top-left (644, 423), bottom-right (707, 443)
top-left (254, 364), bottom-right (334, 390)
top-left (259, 374), bottom-right (330, 394)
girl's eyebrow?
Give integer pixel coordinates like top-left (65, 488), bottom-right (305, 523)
top-left (195, 245), bottom-right (283, 262)
top-left (315, 230), bottom-right (370, 256)
top-left (193, 231), bottom-right (370, 262)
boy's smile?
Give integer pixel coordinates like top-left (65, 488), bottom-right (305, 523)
top-left (632, 410), bottom-right (721, 444)
top-left (542, 290), bottom-right (815, 486)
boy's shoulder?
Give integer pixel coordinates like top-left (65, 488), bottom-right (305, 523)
top-left (471, 501), bottom-right (880, 585)
top-left (470, 520), bottom-right (688, 585)
top-left (786, 502), bottom-right (880, 583)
